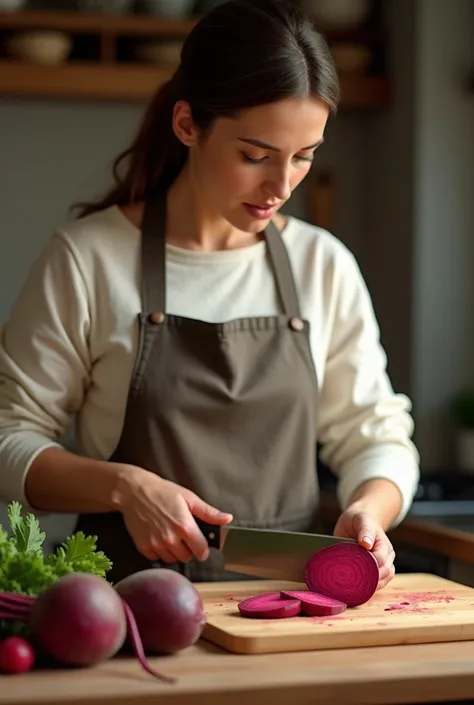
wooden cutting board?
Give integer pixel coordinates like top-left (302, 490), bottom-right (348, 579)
top-left (198, 572), bottom-right (474, 654)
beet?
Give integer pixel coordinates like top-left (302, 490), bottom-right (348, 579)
top-left (28, 573), bottom-right (127, 667)
top-left (280, 590), bottom-right (346, 616)
top-left (0, 576), bottom-right (175, 683)
top-left (237, 593), bottom-right (301, 618)
top-left (304, 542), bottom-right (379, 607)
top-left (0, 636), bottom-right (35, 674)
top-left (114, 568), bottom-right (206, 654)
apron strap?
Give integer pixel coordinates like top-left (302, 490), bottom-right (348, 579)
top-left (140, 192), bottom-right (301, 318)
top-left (141, 190), bottom-right (167, 313)
top-left (264, 219), bottom-right (301, 318)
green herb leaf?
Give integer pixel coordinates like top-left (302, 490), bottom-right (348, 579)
top-left (7, 501), bottom-right (46, 554)
top-left (0, 501), bottom-right (112, 641)
top-left (46, 532), bottom-right (112, 578)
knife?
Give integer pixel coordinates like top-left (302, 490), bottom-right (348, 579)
top-left (195, 519), bottom-right (353, 581)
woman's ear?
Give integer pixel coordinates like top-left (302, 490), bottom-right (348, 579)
top-left (172, 100), bottom-right (199, 147)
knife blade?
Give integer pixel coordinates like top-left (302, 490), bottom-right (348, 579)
top-left (195, 519), bottom-right (354, 581)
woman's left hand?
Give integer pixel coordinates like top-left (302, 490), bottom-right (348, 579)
top-left (333, 507), bottom-right (395, 591)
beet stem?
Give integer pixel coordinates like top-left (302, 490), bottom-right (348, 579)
top-left (121, 600), bottom-right (176, 684)
top-left (0, 609), bottom-right (29, 621)
top-left (0, 592), bottom-right (35, 607)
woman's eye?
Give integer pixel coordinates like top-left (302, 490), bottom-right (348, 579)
top-left (241, 152), bottom-right (314, 165)
top-left (242, 153), bottom-right (266, 165)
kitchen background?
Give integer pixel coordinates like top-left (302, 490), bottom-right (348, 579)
top-left (0, 0), bottom-right (473, 560)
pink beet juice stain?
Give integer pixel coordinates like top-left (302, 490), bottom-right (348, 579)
top-left (383, 591), bottom-right (455, 613)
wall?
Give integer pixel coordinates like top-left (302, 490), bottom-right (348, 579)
top-left (354, 0), bottom-right (474, 470)
top-left (411, 0), bottom-right (474, 467)
top-left (360, 0), bottom-right (416, 398)
top-left (0, 100), bottom-right (141, 323)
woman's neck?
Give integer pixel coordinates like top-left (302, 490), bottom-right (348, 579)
top-left (166, 166), bottom-right (257, 251)
top-left (119, 168), bottom-right (285, 252)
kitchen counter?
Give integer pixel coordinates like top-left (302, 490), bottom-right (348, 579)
top-left (3, 497), bottom-right (474, 705)
top-left (2, 638), bottom-right (474, 705)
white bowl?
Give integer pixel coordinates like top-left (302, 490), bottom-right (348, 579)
top-left (5, 30), bottom-right (72, 65)
top-left (302, 0), bottom-right (370, 29)
top-left (331, 43), bottom-right (371, 73)
top-left (0, 0), bottom-right (27, 10)
top-left (136, 0), bottom-right (195, 17)
top-left (76, 0), bottom-right (133, 13)
top-left (134, 40), bottom-right (183, 66)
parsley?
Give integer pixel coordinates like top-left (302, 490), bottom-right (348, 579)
top-left (0, 502), bottom-right (112, 639)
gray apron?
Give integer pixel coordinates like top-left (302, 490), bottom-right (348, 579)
top-left (75, 191), bottom-right (321, 584)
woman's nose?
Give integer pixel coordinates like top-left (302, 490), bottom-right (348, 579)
top-left (263, 168), bottom-right (292, 201)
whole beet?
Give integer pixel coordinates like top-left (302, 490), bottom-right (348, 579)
top-left (115, 568), bottom-right (207, 654)
top-left (29, 573), bottom-right (127, 666)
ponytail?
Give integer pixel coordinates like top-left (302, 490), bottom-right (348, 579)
top-left (73, 74), bottom-right (187, 218)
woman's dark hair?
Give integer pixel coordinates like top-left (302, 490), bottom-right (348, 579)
top-left (74, 0), bottom-right (339, 217)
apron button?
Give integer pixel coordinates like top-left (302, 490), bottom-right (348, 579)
top-left (290, 317), bottom-right (304, 331)
top-left (149, 311), bottom-right (165, 324)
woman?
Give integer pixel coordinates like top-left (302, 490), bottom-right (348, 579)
top-left (0, 0), bottom-right (418, 589)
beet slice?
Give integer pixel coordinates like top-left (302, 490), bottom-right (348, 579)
top-left (238, 592), bottom-right (301, 618)
top-left (304, 542), bottom-right (379, 607)
top-left (280, 590), bottom-right (346, 616)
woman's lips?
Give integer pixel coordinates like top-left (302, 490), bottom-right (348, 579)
top-left (243, 203), bottom-right (279, 219)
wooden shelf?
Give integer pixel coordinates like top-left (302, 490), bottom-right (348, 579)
top-left (0, 59), bottom-right (171, 100)
top-left (0, 9), bottom-right (198, 37)
top-left (0, 10), bottom-right (391, 107)
top-left (0, 60), bottom-right (390, 105)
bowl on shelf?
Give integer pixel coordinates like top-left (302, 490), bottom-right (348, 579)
top-left (302, 0), bottom-right (370, 29)
top-left (0, 0), bottom-right (27, 10)
top-left (134, 0), bottom-right (195, 17)
top-left (134, 39), bottom-right (183, 66)
top-left (76, 0), bottom-right (134, 12)
top-left (330, 42), bottom-right (371, 74)
top-left (4, 30), bottom-right (72, 65)
top-left (193, 0), bottom-right (228, 12)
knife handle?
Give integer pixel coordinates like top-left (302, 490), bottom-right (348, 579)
top-left (195, 518), bottom-right (221, 549)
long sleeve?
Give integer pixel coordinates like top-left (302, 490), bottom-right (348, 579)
top-left (317, 247), bottom-right (419, 527)
top-left (0, 232), bottom-right (92, 506)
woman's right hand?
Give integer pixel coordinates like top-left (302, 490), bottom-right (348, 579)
top-left (117, 467), bottom-right (233, 564)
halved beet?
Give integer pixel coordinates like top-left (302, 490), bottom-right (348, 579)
top-left (280, 590), bottom-right (346, 616)
top-left (304, 542), bottom-right (379, 607)
top-left (238, 593), bottom-right (301, 619)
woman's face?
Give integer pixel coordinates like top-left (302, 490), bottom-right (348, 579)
top-left (174, 96), bottom-right (329, 233)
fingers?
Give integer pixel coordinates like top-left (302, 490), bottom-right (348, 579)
top-left (128, 483), bottom-right (232, 564)
top-left (139, 536), bottom-right (194, 564)
top-left (377, 562), bottom-right (396, 590)
top-left (181, 492), bottom-right (233, 560)
top-left (334, 507), bottom-right (397, 592)
top-left (186, 491), bottom-right (233, 526)
top-left (136, 515), bottom-right (218, 564)
top-left (377, 551), bottom-right (396, 578)
top-left (352, 512), bottom-right (378, 550)
top-left (372, 542), bottom-right (394, 568)
top-left (154, 535), bottom-right (194, 564)
top-left (376, 550), bottom-right (396, 590)
top-left (155, 547), bottom-right (178, 564)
